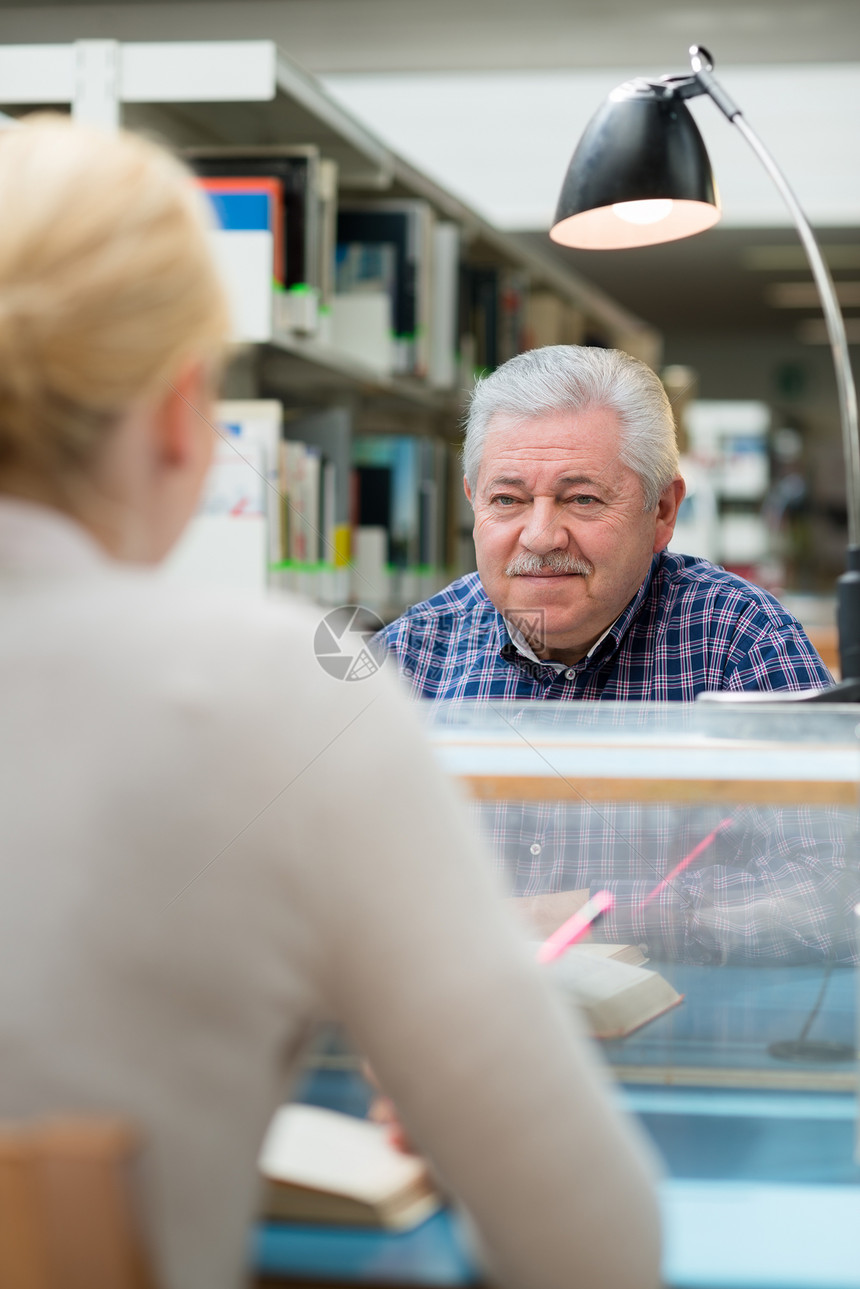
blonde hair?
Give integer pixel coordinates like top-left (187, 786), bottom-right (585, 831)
top-left (0, 114), bottom-right (229, 487)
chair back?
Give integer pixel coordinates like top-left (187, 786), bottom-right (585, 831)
top-left (0, 1116), bottom-right (157, 1289)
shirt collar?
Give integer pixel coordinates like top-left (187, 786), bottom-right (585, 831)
top-left (503, 617), bottom-right (614, 669)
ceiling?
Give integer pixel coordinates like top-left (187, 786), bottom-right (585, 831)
top-left (3, 1), bottom-right (859, 71)
top-left (0, 1), bottom-right (857, 351)
top-left (518, 226), bottom-right (860, 342)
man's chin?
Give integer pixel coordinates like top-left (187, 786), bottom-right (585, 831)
top-left (505, 608), bottom-right (592, 648)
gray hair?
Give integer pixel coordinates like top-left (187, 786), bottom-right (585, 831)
top-left (462, 345), bottom-right (679, 510)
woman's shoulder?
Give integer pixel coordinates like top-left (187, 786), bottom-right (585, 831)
top-left (101, 570), bottom-right (409, 738)
top-left (96, 567), bottom-right (324, 658)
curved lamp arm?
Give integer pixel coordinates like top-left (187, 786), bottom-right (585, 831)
top-left (684, 47), bottom-right (860, 688)
top-left (689, 47), bottom-right (860, 548)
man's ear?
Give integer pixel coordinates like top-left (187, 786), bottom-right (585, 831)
top-left (463, 475), bottom-right (473, 508)
top-left (653, 477), bottom-right (686, 553)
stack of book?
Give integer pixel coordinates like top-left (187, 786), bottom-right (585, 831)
top-left (335, 200), bottom-right (460, 387)
top-left (165, 397), bottom-right (462, 612)
top-left (188, 145), bottom-right (338, 341)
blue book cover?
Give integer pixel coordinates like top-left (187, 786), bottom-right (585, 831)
top-left (205, 189), bottom-right (272, 232)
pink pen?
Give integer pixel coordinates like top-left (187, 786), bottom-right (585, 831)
top-left (537, 890), bottom-right (615, 964)
top-left (641, 816), bottom-right (732, 906)
top-left (536, 816), bottom-right (733, 966)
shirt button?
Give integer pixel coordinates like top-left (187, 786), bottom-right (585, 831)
top-left (565, 669), bottom-right (575, 680)
top-left (529, 843), bottom-right (542, 856)
top-left (403, 668), bottom-right (414, 676)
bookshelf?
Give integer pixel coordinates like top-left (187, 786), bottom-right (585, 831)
top-left (0, 38), bottom-right (661, 615)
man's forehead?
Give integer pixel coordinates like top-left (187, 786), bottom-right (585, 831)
top-left (479, 407), bottom-right (623, 473)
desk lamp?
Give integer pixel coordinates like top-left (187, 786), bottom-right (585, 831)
top-left (550, 46), bottom-right (860, 701)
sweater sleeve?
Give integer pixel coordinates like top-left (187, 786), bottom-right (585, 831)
top-left (263, 665), bottom-right (662, 1289)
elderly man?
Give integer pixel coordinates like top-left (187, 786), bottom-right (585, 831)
top-left (377, 345), bottom-right (830, 699)
top-left (374, 347), bottom-right (858, 965)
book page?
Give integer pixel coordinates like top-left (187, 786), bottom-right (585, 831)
top-left (259, 1104), bottom-right (427, 1205)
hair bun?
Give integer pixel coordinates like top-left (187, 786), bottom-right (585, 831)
top-left (0, 113), bottom-right (229, 484)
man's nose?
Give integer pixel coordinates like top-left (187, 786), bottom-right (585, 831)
top-left (520, 500), bottom-right (571, 555)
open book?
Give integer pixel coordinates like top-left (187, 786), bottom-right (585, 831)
top-left (565, 941), bottom-right (648, 967)
top-left (547, 946), bottom-right (683, 1039)
top-left (258, 1104), bottom-right (441, 1230)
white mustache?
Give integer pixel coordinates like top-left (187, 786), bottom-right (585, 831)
top-left (506, 550), bottom-right (594, 577)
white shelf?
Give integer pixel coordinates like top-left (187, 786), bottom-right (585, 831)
top-left (0, 39), bottom-right (392, 184)
top-left (0, 37), bottom-right (657, 355)
top-left (260, 332), bottom-right (457, 413)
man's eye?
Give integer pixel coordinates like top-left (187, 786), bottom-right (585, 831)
top-left (491, 495), bottom-right (518, 507)
top-left (568, 495), bottom-right (599, 507)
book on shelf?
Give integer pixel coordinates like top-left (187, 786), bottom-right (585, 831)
top-left (218, 401), bottom-right (284, 566)
top-left (270, 408), bottom-right (355, 604)
top-left (353, 462), bottom-right (393, 557)
top-left (453, 467), bottom-right (478, 574)
top-left (297, 445), bottom-right (322, 565)
top-left (352, 434), bottom-right (450, 573)
top-left (163, 399), bottom-right (283, 595)
top-left (546, 948), bottom-right (682, 1040)
top-left (336, 242), bottom-right (398, 300)
top-left (258, 1104), bottom-right (440, 1231)
top-left (350, 526), bottom-right (389, 612)
top-left (333, 242), bottom-right (398, 374)
top-left (283, 406), bottom-right (353, 569)
top-left (336, 200), bottom-right (435, 378)
top-left (197, 182), bottom-right (277, 343)
top-left (497, 267), bottom-right (529, 365)
top-left (266, 417), bottom-right (454, 608)
top-left (196, 177), bottom-right (285, 284)
top-left (521, 289), bottom-right (586, 351)
top-left (187, 145), bottom-right (338, 335)
top-left (422, 435), bottom-right (451, 570)
top-left (459, 263), bottom-right (499, 375)
top-left (279, 439), bottom-right (318, 565)
top-left (459, 263), bottom-right (529, 378)
top-left (334, 211), bottom-right (459, 386)
top-left (429, 221), bottom-right (460, 390)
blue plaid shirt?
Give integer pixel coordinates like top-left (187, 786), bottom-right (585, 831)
top-left (375, 552), bottom-right (832, 701)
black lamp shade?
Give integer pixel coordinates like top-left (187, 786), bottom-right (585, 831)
top-left (550, 84), bottom-right (721, 249)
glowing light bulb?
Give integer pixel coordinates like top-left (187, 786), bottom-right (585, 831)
top-left (612, 199), bottom-right (674, 225)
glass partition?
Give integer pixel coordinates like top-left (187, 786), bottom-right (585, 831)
top-left (425, 702), bottom-right (860, 1096)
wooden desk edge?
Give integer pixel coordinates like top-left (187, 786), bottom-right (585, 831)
top-left (461, 775), bottom-right (859, 806)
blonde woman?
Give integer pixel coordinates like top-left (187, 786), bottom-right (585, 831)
top-left (0, 116), bottom-right (660, 1289)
